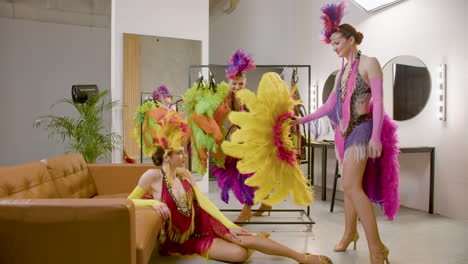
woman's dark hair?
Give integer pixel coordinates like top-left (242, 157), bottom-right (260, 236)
top-left (151, 146), bottom-right (172, 166)
top-left (338, 24), bottom-right (364, 45)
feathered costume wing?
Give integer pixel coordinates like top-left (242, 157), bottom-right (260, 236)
top-left (131, 101), bottom-right (189, 156)
top-left (221, 72), bottom-right (313, 206)
top-left (183, 81), bottom-right (230, 175)
top-left (131, 100), bottom-right (159, 157)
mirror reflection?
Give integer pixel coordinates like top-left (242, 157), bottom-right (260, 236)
top-left (382, 55), bottom-right (431, 121)
top-left (322, 56), bottom-right (430, 122)
top-left (123, 33), bottom-right (202, 162)
top-left (322, 70), bottom-right (339, 104)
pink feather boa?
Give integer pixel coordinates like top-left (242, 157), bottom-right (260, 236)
top-left (274, 112), bottom-right (296, 166)
top-left (362, 106), bottom-right (400, 220)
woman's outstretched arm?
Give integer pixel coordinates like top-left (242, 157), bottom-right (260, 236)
top-left (296, 89), bottom-right (337, 124)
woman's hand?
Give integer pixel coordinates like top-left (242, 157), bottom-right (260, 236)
top-left (230, 228), bottom-right (253, 236)
top-left (368, 139), bottom-right (382, 158)
top-left (222, 228), bottom-right (254, 243)
top-left (290, 116), bottom-right (301, 125)
top-left (153, 202), bottom-right (171, 221)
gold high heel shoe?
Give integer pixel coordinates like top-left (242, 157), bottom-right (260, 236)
top-left (370, 245), bottom-right (390, 264)
top-left (234, 206), bottom-right (252, 224)
top-left (300, 253), bottom-right (333, 264)
top-left (252, 203), bottom-right (272, 216)
top-left (333, 232), bottom-right (359, 252)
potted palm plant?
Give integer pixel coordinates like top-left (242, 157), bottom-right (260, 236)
top-left (34, 90), bottom-right (120, 163)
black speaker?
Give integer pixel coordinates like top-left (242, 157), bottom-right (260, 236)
top-left (72, 85), bottom-right (99, 103)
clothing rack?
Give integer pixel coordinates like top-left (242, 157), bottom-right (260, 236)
top-left (189, 64), bottom-right (315, 230)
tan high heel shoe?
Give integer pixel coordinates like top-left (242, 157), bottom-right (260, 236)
top-left (300, 253), bottom-right (333, 264)
top-left (333, 232), bottom-right (359, 252)
top-left (234, 206), bottom-right (252, 224)
top-left (252, 203), bottom-right (272, 216)
top-left (370, 245), bottom-right (390, 264)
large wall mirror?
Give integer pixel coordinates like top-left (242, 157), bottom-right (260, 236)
top-left (382, 56), bottom-right (431, 121)
top-left (322, 70), bottom-right (339, 104)
top-left (321, 55), bottom-right (430, 121)
top-left (123, 33), bottom-right (202, 162)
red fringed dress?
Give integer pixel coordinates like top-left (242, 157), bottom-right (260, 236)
top-left (158, 171), bottom-right (230, 258)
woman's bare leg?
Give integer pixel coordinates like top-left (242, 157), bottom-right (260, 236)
top-left (209, 234), bottom-right (328, 263)
top-left (208, 238), bottom-right (250, 263)
top-left (343, 192), bottom-right (358, 236)
top-left (341, 150), bottom-right (383, 253)
top-left (335, 192), bottom-right (359, 249)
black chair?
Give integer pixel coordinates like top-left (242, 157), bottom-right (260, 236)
top-left (330, 160), bottom-right (341, 212)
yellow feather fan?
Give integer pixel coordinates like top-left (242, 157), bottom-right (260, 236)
top-left (221, 72), bottom-right (313, 206)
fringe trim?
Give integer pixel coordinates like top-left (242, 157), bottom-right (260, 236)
top-left (344, 144), bottom-right (368, 162)
top-left (338, 144), bottom-right (368, 173)
top-left (166, 206), bottom-right (196, 244)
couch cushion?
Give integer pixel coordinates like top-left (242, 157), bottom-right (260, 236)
top-left (46, 153), bottom-right (97, 198)
top-left (88, 164), bottom-right (154, 195)
top-left (0, 162), bottom-right (61, 198)
top-left (135, 207), bottom-right (161, 264)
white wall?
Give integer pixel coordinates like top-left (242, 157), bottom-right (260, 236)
top-left (210, 0), bottom-right (316, 66)
top-left (111, 0), bottom-right (209, 191)
top-left (0, 17), bottom-right (111, 166)
top-left (210, 0), bottom-right (468, 220)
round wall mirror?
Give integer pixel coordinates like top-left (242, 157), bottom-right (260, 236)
top-left (322, 70), bottom-right (339, 104)
top-left (382, 56), bottom-right (431, 121)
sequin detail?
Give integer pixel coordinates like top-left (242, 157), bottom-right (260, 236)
top-left (162, 170), bottom-right (193, 217)
top-left (338, 50), bottom-right (373, 139)
top-left (342, 112), bottom-right (372, 138)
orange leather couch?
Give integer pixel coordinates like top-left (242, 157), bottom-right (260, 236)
top-left (0, 153), bottom-right (161, 264)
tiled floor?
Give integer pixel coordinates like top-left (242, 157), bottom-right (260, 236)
top-left (149, 181), bottom-right (468, 264)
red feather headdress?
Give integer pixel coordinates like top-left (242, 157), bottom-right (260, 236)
top-left (320, 1), bottom-right (347, 44)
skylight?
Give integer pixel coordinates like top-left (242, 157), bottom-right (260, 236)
top-left (350, 0), bottom-right (406, 12)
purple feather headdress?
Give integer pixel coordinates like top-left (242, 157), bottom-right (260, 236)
top-left (152, 85), bottom-right (170, 101)
top-left (226, 49), bottom-right (256, 79)
top-left (320, 1), bottom-right (347, 44)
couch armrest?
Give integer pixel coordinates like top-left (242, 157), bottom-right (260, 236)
top-left (0, 198), bottom-right (136, 264)
top-left (88, 164), bottom-right (154, 195)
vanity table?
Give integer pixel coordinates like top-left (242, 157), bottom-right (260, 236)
top-left (308, 141), bottom-right (435, 214)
